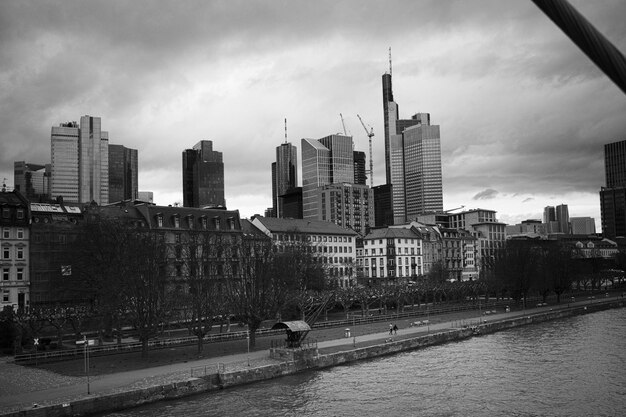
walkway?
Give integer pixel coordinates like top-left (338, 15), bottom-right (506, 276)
top-left (0, 295), bottom-right (617, 415)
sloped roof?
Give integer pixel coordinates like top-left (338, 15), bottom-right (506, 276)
top-left (365, 227), bottom-right (417, 240)
top-left (254, 216), bottom-right (358, 236)
top-left (271, 321), bottom-right (311, 332)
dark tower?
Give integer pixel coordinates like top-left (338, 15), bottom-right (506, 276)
top-left (182, 140), bottom-right (225, 208)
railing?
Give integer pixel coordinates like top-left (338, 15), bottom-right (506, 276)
top-left (14, 293), bottom-right (599, 364)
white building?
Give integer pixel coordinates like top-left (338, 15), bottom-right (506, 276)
top-left (251, 216), bottom-right (358, 288)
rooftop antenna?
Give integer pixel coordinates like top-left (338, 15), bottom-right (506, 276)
top-left (284, 118), bottom-right (288, 143)
top-left (389, 47), bottom-right (392, 76)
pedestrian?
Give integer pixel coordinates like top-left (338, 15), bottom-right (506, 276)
top-left (393, 324), bottom-right (398, 335)
top-left (389, 324), bottom-right (393, 335)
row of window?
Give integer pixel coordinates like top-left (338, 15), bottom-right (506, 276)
top-left (2, 246), bottom-right (25, 260)
top-left (2, 228), bottom-right (25, 239)
top-left (2, 208), bottom-right (26, 220)
top-left (364, 247), bottom-right (420, 256)
top-left (2, 267), bottom-right (24, 281)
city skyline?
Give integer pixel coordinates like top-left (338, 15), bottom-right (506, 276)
top-left (1, 1), bottom-right (625, 228)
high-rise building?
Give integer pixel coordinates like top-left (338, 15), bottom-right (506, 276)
top-left (301, 134), bottom-right (354, 220)
top-left (14, 161), bottom-right (51, 202)
top-left (353, 151), bottom-right (367, 186)
top-left (108, 145), bottom-right (138, 203)
top-left (555, 204), bottom-right (570, 234)
top-left (383, 68), bottom-right (443, 224)
top-left (272, 142), bottom-right (298, 218)
top-left (604, 139), bottom-right (626, 188)
top-left (318, 183), bottom-right (374, 236)
top-left (50, 116), bottom-right (109, 204)
top-left (138, 191), bottom-right (154, 203)
top-left (601, 139), bottom-right (626, 239)
top-left (373, 184), bottom-right (393, 227)
top-left (570, 217), bottom-right (597, 235)
top-left (601, 187), bottom-right (626, 238)
top-left (182, 140), bottom-right (225, 208)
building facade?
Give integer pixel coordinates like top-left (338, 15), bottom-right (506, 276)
top-left (29, 201), bottom-right (84, 306)
top-left (601, 139), bottom-right (626, 239)
top-left (0, 190), bottom-right (30, 311)
top-left (318, 183), bottom-right (374, 236)
top-left (50, 116), bottom-right (109, 204)
top-left (14, 161), bottom-right (51, 203)
top-left (301, 134), bottom-right (354, 220)
top-left (251, 216), bottom-right (358, 288)
top-left (272, 142), bottom-right (298, 218)
top-left (570, 217), bottom-right (597, 235)
top-left (108, 144), bottom-right (138, 203)
top-left (382, 66), bottom-right (443, 224)
top-left (182, 140), bottom-right (225, 208)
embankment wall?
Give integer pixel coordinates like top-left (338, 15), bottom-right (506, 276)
top-left (4, 299), bottom-right (623, 417)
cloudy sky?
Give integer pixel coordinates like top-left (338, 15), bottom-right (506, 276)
top-left (1, 0), bottom-right (625, 229)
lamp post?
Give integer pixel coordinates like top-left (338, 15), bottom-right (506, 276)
top-left (247, 329), bottom-right (250, 367)
top-left (76, 335), bottom-right (91, 394)
top-left (353, 314), bottom-right (356, 347)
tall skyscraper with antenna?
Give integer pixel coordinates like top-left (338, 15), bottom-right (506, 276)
top-left (382, 50), bottom-right (443, 224)
top-left (272, 119), bottom-right (299, 218)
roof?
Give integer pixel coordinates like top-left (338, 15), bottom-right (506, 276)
top-left (271, 321), bottom-right (311, 332)
top-left (365, 227), bottom-right (417, 240)
top-left (240, 219), bottom-right (270, 239)
top-left (253, 216), bottom-right (358, 236)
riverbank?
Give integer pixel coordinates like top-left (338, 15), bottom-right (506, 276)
top-left (2, 296), bottom-right (623, 417)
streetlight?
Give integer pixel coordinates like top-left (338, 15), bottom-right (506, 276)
top-left (247, 329), bottom-right (250, 367)
top-left (76, 335), bottom-right (92, 394)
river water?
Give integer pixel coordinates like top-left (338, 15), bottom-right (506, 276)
top-left (105, 308), bottom-right (626, 417)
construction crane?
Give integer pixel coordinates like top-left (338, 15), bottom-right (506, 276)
top-left (357, 114), bottom-right (375, 187)
top-left (339, 113), bottom-right (348, 136)
top-left (444, 205), bottom-right (465, 213)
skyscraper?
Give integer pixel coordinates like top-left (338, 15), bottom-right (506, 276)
top-left (182, 140), bottom-right (225, 208)
top-left (272, 142), bottom-right (298, 218)
top-left (604, 139), bottom-right (626, 188)
top-left (301, 134), bottom-right (354, 220)
top-left (50, 116), bottom-right (109, 204)
top-left (382, 66), bottom-right (443, 224)
top-left (14, 161), bottom-right (50, 202)
top-left (353, 151), bottom-right (367, 186)
top-left (601, 139), bottom-right (626, 238)
top-left (108, 144), bottom-right (138, 203)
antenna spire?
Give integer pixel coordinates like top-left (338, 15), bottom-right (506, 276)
top-left (284, 118), bottom-right (287, 143)
top-left (389, 47), bottom-right (392, 76)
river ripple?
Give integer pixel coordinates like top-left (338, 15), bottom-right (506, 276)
top-left (105, 308), bottom-right (626, 417)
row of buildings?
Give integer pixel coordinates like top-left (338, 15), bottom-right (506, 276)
top-left (0, 184), bottom-right (510, 311)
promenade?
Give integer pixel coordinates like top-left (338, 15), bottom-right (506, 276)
top-left (0, 295), bottom-right (619, 415)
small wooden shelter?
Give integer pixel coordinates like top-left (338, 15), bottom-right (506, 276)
top-left (271, 320), bottom-right (311, 348)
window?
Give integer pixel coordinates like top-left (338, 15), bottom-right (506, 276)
top-left (2, 209), bottom-right (9, 219)
top-left (17, 247), bottom-right (24, 260)
top-left (17, 228), bottom-right (24, 239)
top-left (214, 217), bottom-right (220, 230)
top-left (2, 248), bottom-right (9, 260)
top-left (17, 268), bottom-right (23, 280)
top-left (2, 228), bottom-right (9, 239)
top-left (2, 291), bottom-right (9, 303)
top-left (2, 268), bottom-right (8, 281)
top-left (16, 209), bottom-right (24, 219)
top-left (174, 216), bottom-right (180, 228)
top-left (157, 214), bottom-right (163, 227)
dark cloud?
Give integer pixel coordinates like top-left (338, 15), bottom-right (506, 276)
top-left (473, 189), bottom-right (499, 200)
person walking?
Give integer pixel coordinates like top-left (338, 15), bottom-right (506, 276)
top-left (389, 324), bottom-right (393, 335)
top-left (393, 324), bottom-right (398, 335)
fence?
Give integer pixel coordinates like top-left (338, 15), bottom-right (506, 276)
top-left (13, 294), bottom-right (570, 364)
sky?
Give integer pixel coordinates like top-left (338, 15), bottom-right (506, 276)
top-left (1, 0), bottom-right (625, 230)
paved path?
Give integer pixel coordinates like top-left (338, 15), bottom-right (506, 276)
top-left (0, 296), bottom-right (618, 415)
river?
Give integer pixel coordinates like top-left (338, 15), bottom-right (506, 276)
top-left (104, 308), bottom-right (626, 416)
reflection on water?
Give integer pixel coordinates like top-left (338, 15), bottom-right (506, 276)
top-left (105, 308), bottom-right (626, 417)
